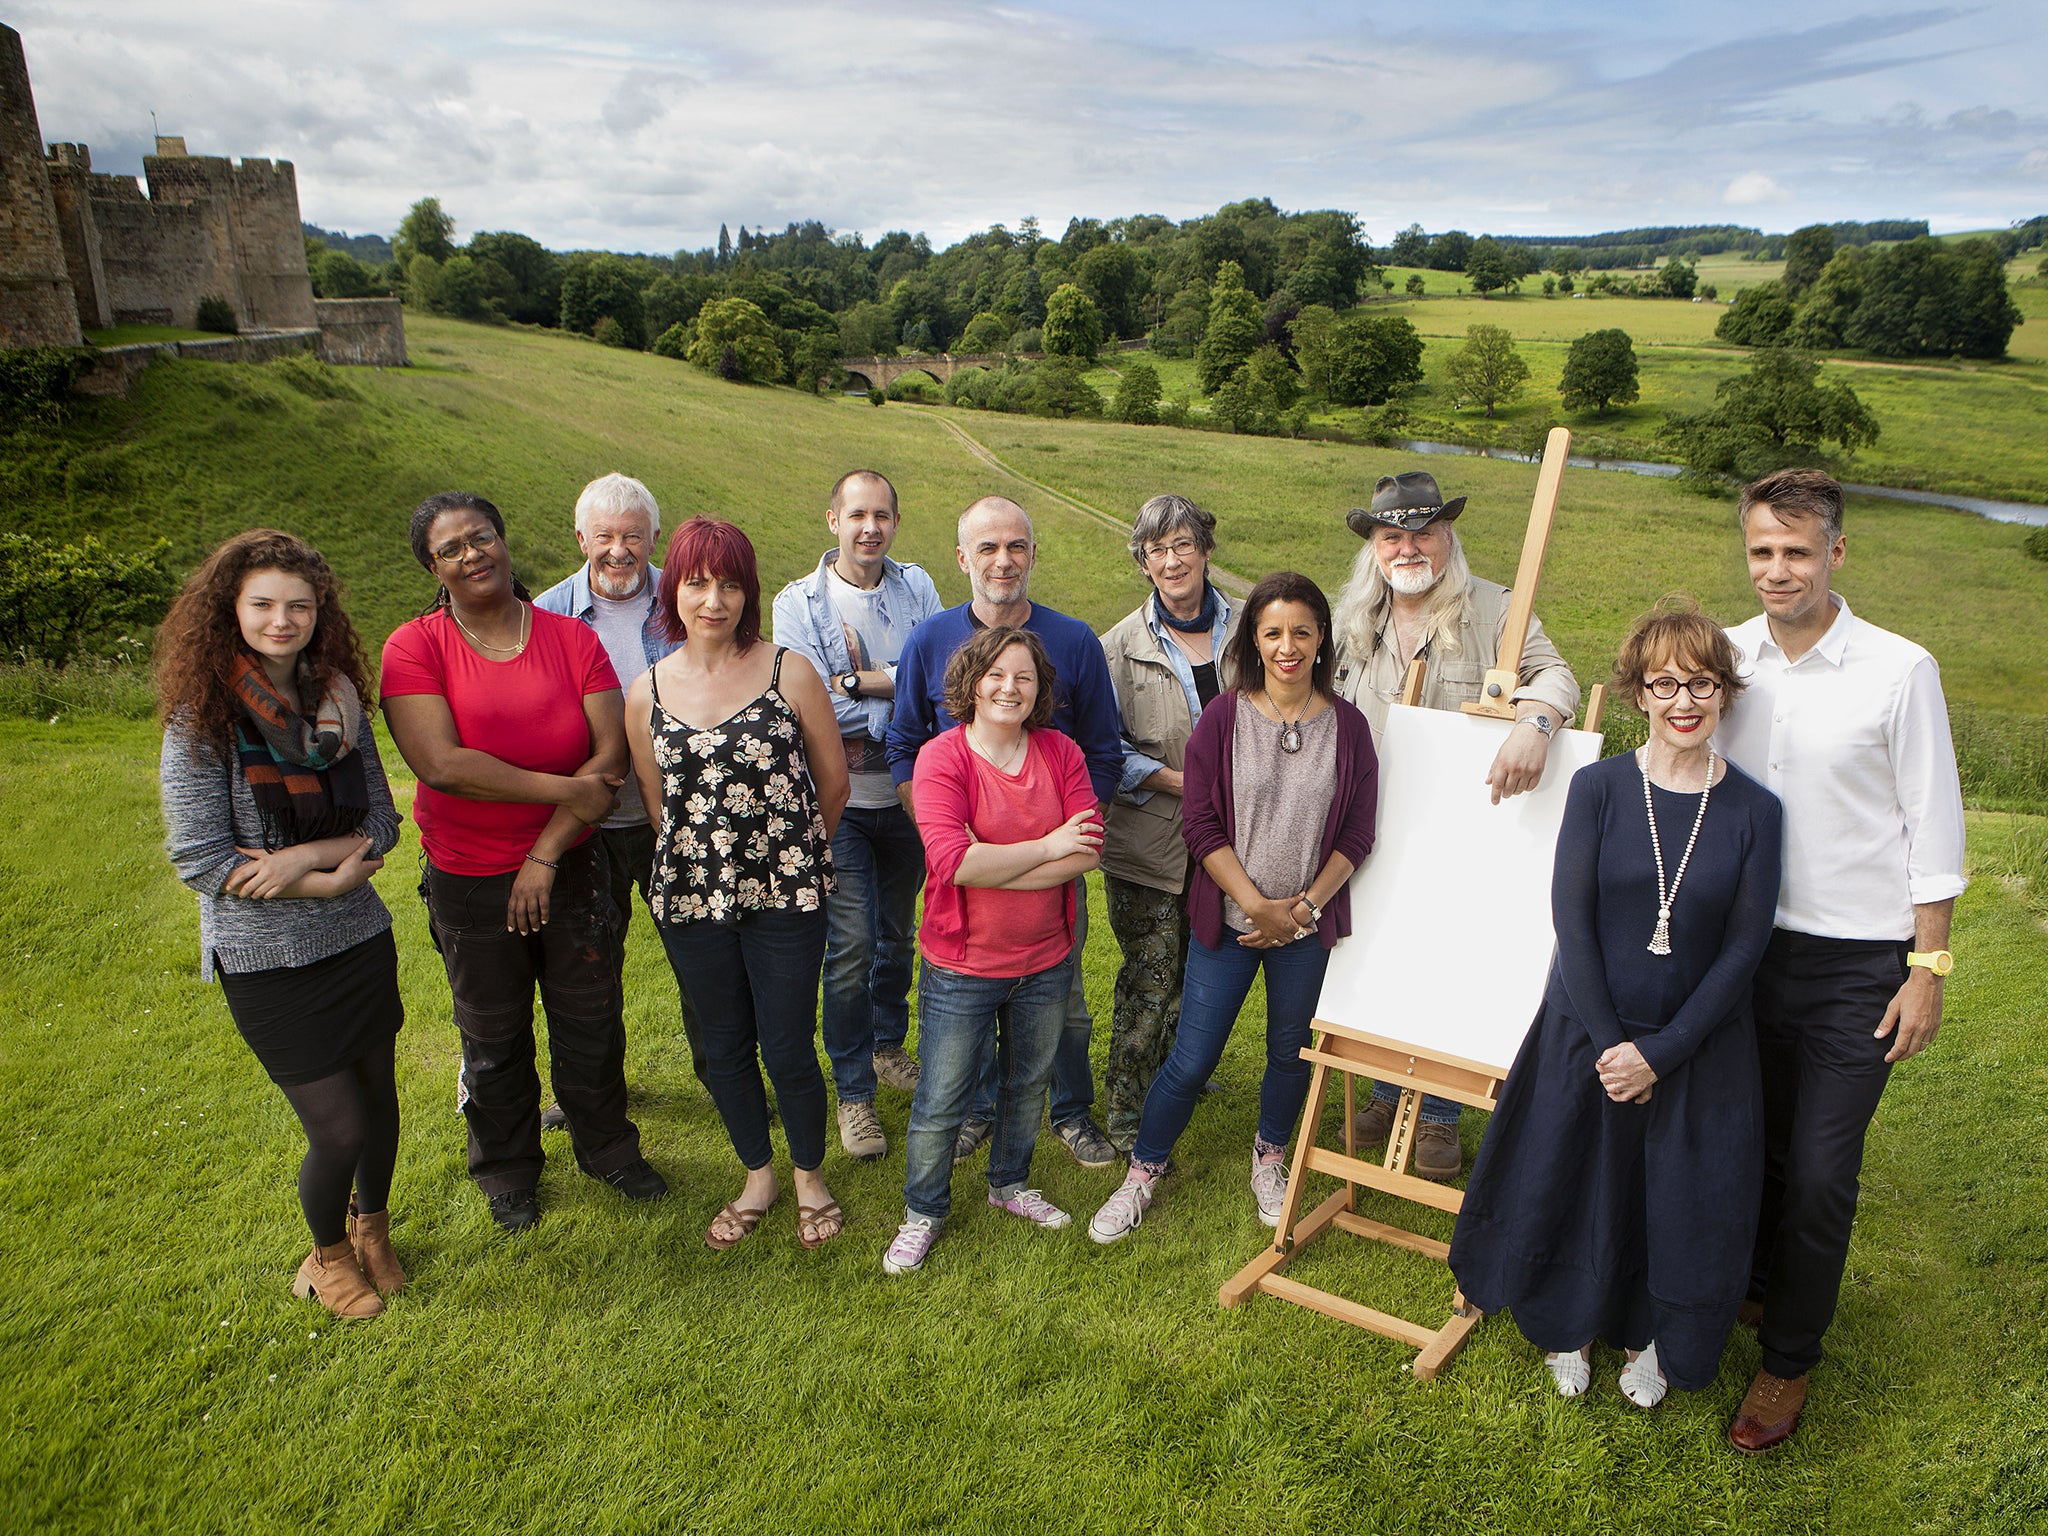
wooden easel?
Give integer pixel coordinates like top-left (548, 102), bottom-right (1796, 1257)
top-left (1217, 428), bottom-right (1606, 1379)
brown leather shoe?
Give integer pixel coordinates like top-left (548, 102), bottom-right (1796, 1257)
top-left (291, 1239), bottom-right (384, 1319)
top-left (1736, 1298), bottom-right (1765, 1330)
top-left (1351, 1097), bottom-right (1395, 1154)
top-left (349, 1206), bottom-right (407, 1297)
top-left (1729, 1368), bottom-right (1807, 1453)
top-left (1413, 1122), bottom-right (1463, 1182)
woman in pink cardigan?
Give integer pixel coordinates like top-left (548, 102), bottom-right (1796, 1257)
top-left (1088, 571), bottom-right (1378, 1244)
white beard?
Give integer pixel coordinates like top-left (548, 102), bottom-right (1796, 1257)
top-left (1386, 563), bottom-right (1440, 596)
top-left (591, 563), bottom-right (646, 600)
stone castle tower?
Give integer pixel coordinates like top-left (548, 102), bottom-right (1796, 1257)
top-left (0, 23), bottom-right (84, 347)
top-left (2, 22), bottom-right (317, 341)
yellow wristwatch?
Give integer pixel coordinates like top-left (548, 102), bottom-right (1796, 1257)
top-left (1907, 950), bottom-right (1954, 977)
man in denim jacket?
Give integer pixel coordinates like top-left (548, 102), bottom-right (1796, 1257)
top-left (771, 470), bottom-right (944, 1160)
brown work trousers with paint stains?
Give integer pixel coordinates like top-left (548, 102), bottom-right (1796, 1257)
top-left (422, 838), bottom-right (643, 1195)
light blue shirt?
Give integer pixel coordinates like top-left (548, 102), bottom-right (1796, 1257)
top-left (1121, 588), bottom-right (1234, 802)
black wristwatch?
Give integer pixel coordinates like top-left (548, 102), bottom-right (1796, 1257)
top-left (839, 672), bottom-right (863, 700)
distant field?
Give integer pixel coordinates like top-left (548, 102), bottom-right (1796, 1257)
top-left (83, 323), bottom-right (219, 346)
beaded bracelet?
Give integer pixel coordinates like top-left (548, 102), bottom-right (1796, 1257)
top-left (524, 853), bottom-right (559, 870)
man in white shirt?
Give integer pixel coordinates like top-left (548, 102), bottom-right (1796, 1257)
top-left (1716, 467), bottom-right (1966, 1453)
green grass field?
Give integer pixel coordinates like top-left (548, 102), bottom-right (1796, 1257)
top-left (5, 319), bottom-right (2048, 1531)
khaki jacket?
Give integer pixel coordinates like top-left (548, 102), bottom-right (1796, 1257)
top-left (1333, 575), bottom-right (1580, 738)
top-left (1099, 597), bottom-right (1239, 894)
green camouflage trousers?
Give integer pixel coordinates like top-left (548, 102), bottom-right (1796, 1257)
top-left (1104, 874), bottom-right (1192, 1151)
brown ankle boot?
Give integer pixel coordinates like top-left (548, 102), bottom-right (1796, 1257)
top-left (291, 1239), bottom-right (384, 1319)
top-left (349, 1206), bottom-right (407, 1297)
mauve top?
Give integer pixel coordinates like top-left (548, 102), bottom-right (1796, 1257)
top-left (1181, 690), bottom-right (1379, 951)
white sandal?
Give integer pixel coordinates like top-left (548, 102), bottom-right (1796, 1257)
top-left (1545, 1346), bottom-right (1593, 1397)
top-left (1619, 1341), bottom-right (1668, 1408)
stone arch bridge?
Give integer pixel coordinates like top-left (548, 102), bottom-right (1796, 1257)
top-left (835, 351), bottom-right (1042, 392)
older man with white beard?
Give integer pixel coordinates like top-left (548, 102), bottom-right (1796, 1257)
top-left (1330, 470), bottom-right (1580, 1180)
top-left (534, 473), bottom-right (704, 1113)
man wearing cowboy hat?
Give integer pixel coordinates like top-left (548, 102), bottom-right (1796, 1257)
top-left (1331, 469), bottom-right (1581, 1179)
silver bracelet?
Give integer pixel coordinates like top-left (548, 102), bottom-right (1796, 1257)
top-left (524, 853), bottom-right (559, 871)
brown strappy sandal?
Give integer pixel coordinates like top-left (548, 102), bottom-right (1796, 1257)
top-left (705, 1202), bottom-right (769, 1251)
top-left (798, 1201), bottom-right (845, 1250)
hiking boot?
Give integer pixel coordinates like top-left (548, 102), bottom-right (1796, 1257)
top-left (540, 1101), bottom-right (569, 1132)
top-left (989, 1188), bottom-right (1071, 1229)
top-left (838, 1099), bottom-right (888, 1161)
top-left (1087, 1171), bottom-right (1156, 1245)
top-left (1056, 1116), bottom-right (1119, 1169)
top-left (872, 1045), bottom-right (921, 1092)
top-left (1351, 1096), bottom-right (1395, 1153)
top-left (1413, 1122), bottom-right (1463, 1181)
top-left (952, 1117), bottom-right (993, 1164)
top-left (488, 1188), bottom-right (541, 1233)
top-left (602, 1158), bottom-right (669, 1202)
top-left (882, 1216), bottom-right (939, 1275)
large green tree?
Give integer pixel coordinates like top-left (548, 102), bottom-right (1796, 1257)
top-left (1781, 224), bottom-right (1835, 299)
top-left (1559, 328), bottom-right (1640, 416)
top-left (687, 297), bottom-right (783, 382)
top-left (1110, 360), bottom-right (1162, 424)
top-left (1325, 314), bottom-right (1424, 406)
top-left (1665, 348), bottom-right (1878, 481)
top-left (393, 197), bottom-right (457, 267)
top-left (1463, 236), bottom-right (1512, 298)
top-left (1197, 261), bottom-right (1261, 393)
top-left (465, 231), bottom-right (560, 325)
top-left (559, 255), bottom-right (646, 347)
top-left (1076, 242), bottom-right (1145, 338)
top-left (1715, 283), bottom-right (1795, 347)
top-left (1841, 236), bottom-right (2023, 358)
top-left (1042, 283), bottom-right (1105, 359)
top-left (1443, 324), bottom-right (1530, 417)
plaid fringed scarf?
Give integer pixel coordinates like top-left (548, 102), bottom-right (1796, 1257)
top-left (230, 648), bottom-right (370, 849)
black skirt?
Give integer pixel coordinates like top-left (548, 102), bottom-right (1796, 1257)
top-left (218, 928), bottom-right (404, 1087)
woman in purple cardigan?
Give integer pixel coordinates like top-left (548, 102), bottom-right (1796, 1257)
top-left (1088, 571), bottom-right (1378, 1243)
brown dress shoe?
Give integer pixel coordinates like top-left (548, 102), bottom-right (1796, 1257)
top-left (291, 1239), bottom-right (384, 1319)
top-left (349, 1206), bottom-right (407, 1297)
top-left (1413, 1122), bottom-right (1463, 1182)
top-left (1729, 1368), bottom-right (1808, 1453)
top-left (1736, 1298), bottom-right (1765, 1330)
top-left (1351, 1097), bottom-right (1395, 1154)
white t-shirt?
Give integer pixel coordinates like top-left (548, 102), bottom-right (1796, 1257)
top-left (588, 585), bottom-right (656, 827)
top-left (828, 567), bottom-right (900, 811)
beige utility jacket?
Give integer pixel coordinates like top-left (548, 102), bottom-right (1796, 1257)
top-left (1099, 597), bottom-right (1239, 895)
top-left (1333, 575), bottom-right (1580, 738)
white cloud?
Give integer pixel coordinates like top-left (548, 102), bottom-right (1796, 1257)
top-left (2021, 149), bottom-right (2048, 176)
top-left (1723, 172), bottom-right (1791, 205)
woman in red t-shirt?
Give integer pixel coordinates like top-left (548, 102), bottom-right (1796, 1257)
top-left (882, 627), bottom-right (1103, 1275)
top-left (381, 491), bottom-right (665, 1234)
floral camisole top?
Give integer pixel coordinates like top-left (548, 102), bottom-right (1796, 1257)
top-left (648, 648), bottom-right (834, 924)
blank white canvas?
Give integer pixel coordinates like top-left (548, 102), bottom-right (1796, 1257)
top-left (1315, 703), bottom-right (1604, 1073)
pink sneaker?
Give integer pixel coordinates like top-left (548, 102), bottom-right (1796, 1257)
top-left (882, 1216), bottom-right (938, 1275)
top-left (989, 1188), bottom-right (1072, 1229)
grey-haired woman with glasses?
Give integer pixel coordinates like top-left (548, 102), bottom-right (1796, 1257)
top-left (1096, 495), bottom-right (1237, 1154)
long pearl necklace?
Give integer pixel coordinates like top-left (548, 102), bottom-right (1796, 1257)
top-left (1638, 743), bottom-right (1714, 957)
top-left (451, 601), bottom-right (529, 657)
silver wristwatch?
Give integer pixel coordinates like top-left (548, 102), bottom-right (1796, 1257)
top-left (1521, 712), bottom-right (1556, 737)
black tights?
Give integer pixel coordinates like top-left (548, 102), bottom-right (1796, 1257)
top-left (278, 1048), bottom-right (401, 1247)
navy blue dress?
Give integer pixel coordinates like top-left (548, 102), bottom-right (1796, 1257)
top-left (1448, 751), bottom-right (1782, 1391)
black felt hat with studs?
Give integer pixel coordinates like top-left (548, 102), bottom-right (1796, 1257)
top-left (1345, 471), bottom-right (1469, 537)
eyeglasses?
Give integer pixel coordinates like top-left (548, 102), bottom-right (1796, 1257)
top-left (1645, 676), bottom-right (1722, 700)
top-left (1142, 537), bottom-right (1201, 565)
top-left (432, 528), bottom-right (501, 563)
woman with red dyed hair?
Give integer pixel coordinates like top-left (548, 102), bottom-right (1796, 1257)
top-left (627, 517), bottom-right (852, 1249)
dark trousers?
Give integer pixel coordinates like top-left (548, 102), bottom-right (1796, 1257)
top-left (656, 906), bottom-right (830, 1173)
top-left (597, 821), bottom-right (706, 1084)
top-left (1750, 928), bottom-right (1907, 1379)
top-left (424, 841), bottom-right (642, 1196)
top-left (819, 802), bottom-right (924, 1102)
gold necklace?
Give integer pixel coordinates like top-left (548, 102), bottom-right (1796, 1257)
top-left (451, 601), bottom-right (528, 656)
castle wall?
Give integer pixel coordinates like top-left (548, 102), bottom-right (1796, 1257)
top-left (315, 297), bottom-right (406, 366)
top-left (92, 167), bottom-right (228, 327)
top-left (45, 143), bottom-right (109, 330)
top-left (0, 24), bottom-right (83, 347)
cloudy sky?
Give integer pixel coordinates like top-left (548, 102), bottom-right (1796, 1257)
top-left (16, 1), bottom-right (2047, 253)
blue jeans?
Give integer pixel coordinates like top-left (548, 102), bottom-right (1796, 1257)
top-left (1131, 929), bottom-right (1330, 1168)
top-left (1369, 1083), bottom-right (1462, 1125)
top-left (820, 802), bottom-right (924, 1102)
top-left (970, 879), bottom-right (1095, 1128)
top-left (904, 957), bottom-right (1073, 1224)
top-left (656, 907), bottom-right (829, 1172)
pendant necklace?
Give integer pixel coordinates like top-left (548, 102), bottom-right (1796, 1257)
top-left (452, 601), bottom-right (529, 657)
top-left (1638, 744), bottom-right (1714, 956)
top-left (1264, 689), bottom-right (1310, 754)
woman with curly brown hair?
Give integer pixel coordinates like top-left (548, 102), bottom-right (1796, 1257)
top-left (157, 530), bottom-right (405, 1321)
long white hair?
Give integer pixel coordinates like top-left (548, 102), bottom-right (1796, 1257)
top-left (1332, 528), bottom-right (1475, 668)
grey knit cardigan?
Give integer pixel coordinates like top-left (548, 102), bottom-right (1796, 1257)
top-left (160, 719), bottom-right (403, 981)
